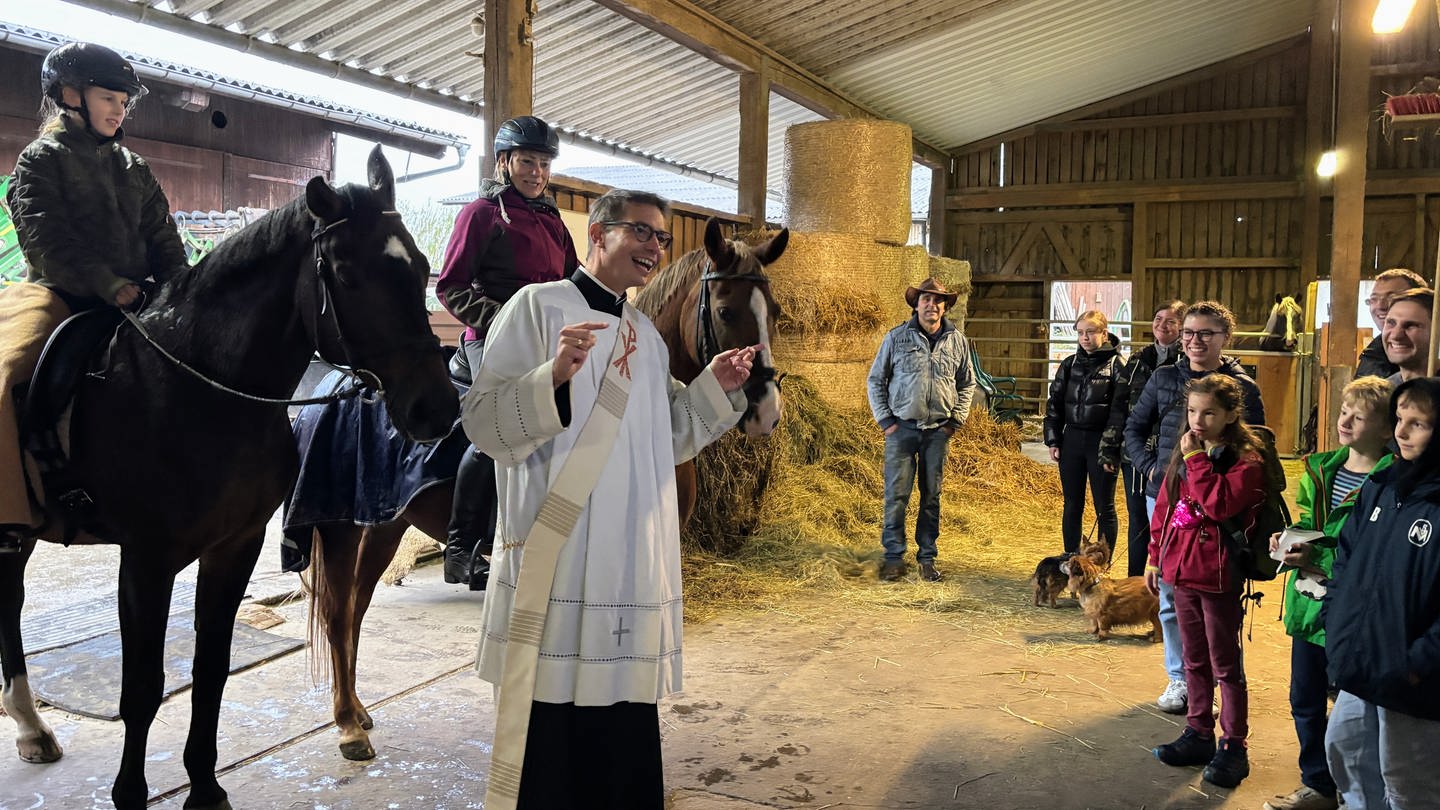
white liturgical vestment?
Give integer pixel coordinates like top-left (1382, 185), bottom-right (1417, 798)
top-left (464, 278), bottom-right (745, 706)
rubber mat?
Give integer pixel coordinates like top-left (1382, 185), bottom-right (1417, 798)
top-left (25, 609), bottom-right (304, 720)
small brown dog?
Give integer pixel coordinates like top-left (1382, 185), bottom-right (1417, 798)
top-left (1030, 541), bottom-right (1110, 608)
top-left (1066, 556), bottom-right (1161, 641)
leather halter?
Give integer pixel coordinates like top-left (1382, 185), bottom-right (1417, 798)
top-left (694, 258), bottom-right (772, 369)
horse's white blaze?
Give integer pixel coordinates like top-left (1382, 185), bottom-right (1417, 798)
top-left (745, 287), bottom-right (782, 435)
top-left (383, 236), bottom-right (412, 264)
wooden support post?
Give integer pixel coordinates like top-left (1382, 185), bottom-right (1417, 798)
top-left (738, 65), bottom-right (770, 226)
top-left (929, 161), bottom-right (949, 256)
top-left (1131, 202), bottom-right (1150, 323)
top-left (1320, 0), bottom-right (1376, 450)
top-left (482, 0), bottom-right (536, 181)
top-left (1300, 0), bottom-right (1334, 301)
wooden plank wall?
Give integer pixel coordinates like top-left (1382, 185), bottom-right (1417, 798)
top-left (948, 6), bottom-right (1440, 404)
top-left (549, 174), bottom-right (750, 270)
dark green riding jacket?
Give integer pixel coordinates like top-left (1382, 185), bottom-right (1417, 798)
top-left (6, 116), bottom-right (187, 308)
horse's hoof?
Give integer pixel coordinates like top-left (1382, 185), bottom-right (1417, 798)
top-left (340, 737), bottom-right (376, 761)
top-left (183, 799), bottom-right (232, 810)
top-left (17, 734), bottom-right (63, 763)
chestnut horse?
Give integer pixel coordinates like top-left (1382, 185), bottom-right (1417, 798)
top-left (0, 147), bottom-right (457, 810)
top-left (297, 216), bottom-right (787, 762)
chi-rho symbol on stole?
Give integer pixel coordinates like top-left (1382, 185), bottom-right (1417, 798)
top-left (612, 320), bottom-right (638, 380)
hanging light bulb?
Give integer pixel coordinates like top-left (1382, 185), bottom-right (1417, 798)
top-left (1372, 0), bottom-right (1416, 33)
top-left (1316, 151), bottom-right (1338, 178)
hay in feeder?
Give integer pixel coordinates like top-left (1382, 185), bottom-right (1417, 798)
top-left (681, 374), bottom-right (1071, 624)
top-left (784, 120), bottom-right (913, 245)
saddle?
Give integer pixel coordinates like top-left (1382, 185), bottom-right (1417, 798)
top-left (17, 307), bottom-right (124, 541)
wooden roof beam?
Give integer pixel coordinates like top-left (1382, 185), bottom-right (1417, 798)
top-left (588, 0), bottom-right (950, 168)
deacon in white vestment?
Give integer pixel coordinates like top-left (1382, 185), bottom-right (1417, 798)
top-left (463, 189), bottom-right (759, 810)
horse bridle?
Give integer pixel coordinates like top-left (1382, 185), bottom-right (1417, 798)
top-left (119, 212), bottom-right (437, 407)
top-left (695, 259), bottom-right (783, 393)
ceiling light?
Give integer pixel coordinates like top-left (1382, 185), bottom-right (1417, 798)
top-left (1372, 0), bottom-right (1416, 33)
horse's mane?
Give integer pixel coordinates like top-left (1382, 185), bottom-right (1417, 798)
top-left (632, 249), bottom-right (705, 319)
top-left (632, 239), bottom-right (765, 319)
top-left (162, 183), bottom-right (376, 300)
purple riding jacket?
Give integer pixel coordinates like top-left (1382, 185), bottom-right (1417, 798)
top-left (435, 180), bottom-right (577, 342)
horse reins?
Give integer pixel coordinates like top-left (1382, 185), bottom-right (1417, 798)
top-left (118, 211), bottom-right (437, 407)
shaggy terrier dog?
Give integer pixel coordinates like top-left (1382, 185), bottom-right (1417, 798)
top-left (1030, 541), bottom-right (1109, 608)
top-left (1065, 555), bottom-right (1161, 641)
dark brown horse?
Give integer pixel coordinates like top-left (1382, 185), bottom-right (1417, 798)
top-left (299, 216), bottom-right (787, 762)
top-left (0, 147), bottom-right (458, 810)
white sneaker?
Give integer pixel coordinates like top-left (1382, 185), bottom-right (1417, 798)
top-left (1156, 679), bottom-right (1188, 713)
top-left (1263, 786), bottom-right (1339, 810)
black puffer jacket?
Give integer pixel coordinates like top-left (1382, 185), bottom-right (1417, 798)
top-left (1122, 355), bottom-right (1266, 497)
top-left (1356, 334), bottom-right (1398, 380)
top-left (1043, 333), bottom-right (1121, 447)
top-left (1098, 341), bottom-right (1179, 467)
top-left (6, 116), bottom-right (187, 308)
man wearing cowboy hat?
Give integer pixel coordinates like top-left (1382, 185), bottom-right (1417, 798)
top-left (867, 278), bottom-right (977, 583)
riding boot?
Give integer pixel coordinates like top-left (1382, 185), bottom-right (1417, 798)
top-left (445, 447), bottom-right (496, 586)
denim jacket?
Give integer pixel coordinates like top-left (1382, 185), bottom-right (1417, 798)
top-left (867, 317), bottom-right (976, 431)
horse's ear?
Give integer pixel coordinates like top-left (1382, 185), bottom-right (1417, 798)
top-left (703, 217), bottom-right (734, 266)
top-left (305, 176), bottom-right (345, 223)
top-left (753, 228), bottom-right (790, 266)
top-left (366, 144), bottom-right (396, 210)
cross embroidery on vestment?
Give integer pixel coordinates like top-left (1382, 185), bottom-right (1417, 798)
top-left (612, 320), bottom-right (638, 380)
top-left (613, 617), bottom-right (631, 646)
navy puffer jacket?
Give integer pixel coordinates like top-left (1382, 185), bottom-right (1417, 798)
top-left (1326, 465), bottom-right (1440, 720)
top-left (1122, 355), bottom-right (1266, 497)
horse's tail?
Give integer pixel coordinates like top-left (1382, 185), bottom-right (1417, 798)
top-left (305, 528), bottom-right (339, 688)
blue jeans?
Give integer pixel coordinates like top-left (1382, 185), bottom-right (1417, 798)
top-left (881, 423), bottom-right (950, 563)
top-left (1327, 690), bottom-right (1440, 809)
top-left (1147, 494), bottom-right (1184, 683)
top-left (1291, 637), bottom-right (1336, 797)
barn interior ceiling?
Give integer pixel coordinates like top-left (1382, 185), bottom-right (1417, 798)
top-left (67, 0), bottom-right (1316, 192)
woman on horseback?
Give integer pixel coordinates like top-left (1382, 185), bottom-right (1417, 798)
top-left (0, 42), bottom-right (188, 551)
top-left (436, 115), bottom-right (577, 588)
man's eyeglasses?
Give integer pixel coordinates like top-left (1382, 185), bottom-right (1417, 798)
top-left (602, 220), bottom-right (673, 249)
top-left (1366, 293), bottom-right (1394, 307)
top-left (1181, 329), bottom-right (1224, 343)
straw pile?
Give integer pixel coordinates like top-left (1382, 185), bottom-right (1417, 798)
top-left (682, 374), bottom-right (1070, 623)
top-left (784, 120), bottom-right (914, 245)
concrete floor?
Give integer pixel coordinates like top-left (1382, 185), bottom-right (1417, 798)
top-left (2, 502), bottom-right (1310, 810)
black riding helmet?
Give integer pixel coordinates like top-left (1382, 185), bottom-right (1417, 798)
top-left (41, 42), bottom-right (148, 105)
top-left (493, 116), bottom-right (559, 157)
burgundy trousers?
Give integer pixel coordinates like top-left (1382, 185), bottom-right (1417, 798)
top-left (1173, 584), bottom-right (1248, 740)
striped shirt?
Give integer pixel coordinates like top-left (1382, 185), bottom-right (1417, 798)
top-left (1331, 466), bottom-right (1369, 511)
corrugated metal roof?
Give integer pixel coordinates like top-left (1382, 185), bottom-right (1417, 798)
top-left (59, 0), bottom-right (1313, 182)
top-left (830, 0), bottom-right (1315, 150)
top-left (0, 21), bottom-right (466, 151)
top-left (442, 164), bottom-right (788, 222)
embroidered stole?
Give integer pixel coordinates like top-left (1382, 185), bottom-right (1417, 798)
top-left (485, 308), bottom-right (640, 810)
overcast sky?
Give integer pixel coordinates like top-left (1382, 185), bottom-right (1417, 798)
top-left (2, 0), bottom-right (630, 202)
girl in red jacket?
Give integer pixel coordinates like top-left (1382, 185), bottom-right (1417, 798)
top-left (1145, 373), bottom-right (1267, 789)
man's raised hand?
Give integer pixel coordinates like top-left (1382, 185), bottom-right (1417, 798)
top-left (710, 344), bottom-right (763, 393)
top-left (552, 321), bottom-right (609, 388)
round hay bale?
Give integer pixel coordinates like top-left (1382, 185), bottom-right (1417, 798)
top-left (784, 120), bottom-right (913, 245)
top-left (762, 231), bottom-right (892, 335)
top-left (925, 255), bottom-right (973, 332)
top-left (773, 327), bottom-right (890, 412)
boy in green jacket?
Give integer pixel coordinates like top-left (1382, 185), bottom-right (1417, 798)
top-left (1263, 376), bottom-right (1394, 810)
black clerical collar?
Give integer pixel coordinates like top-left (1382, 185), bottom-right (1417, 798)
top-left (567, 267), bottom-right (626, 317)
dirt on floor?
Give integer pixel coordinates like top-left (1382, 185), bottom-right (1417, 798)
top-left (667, 566), bottom-right (1303, 810)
